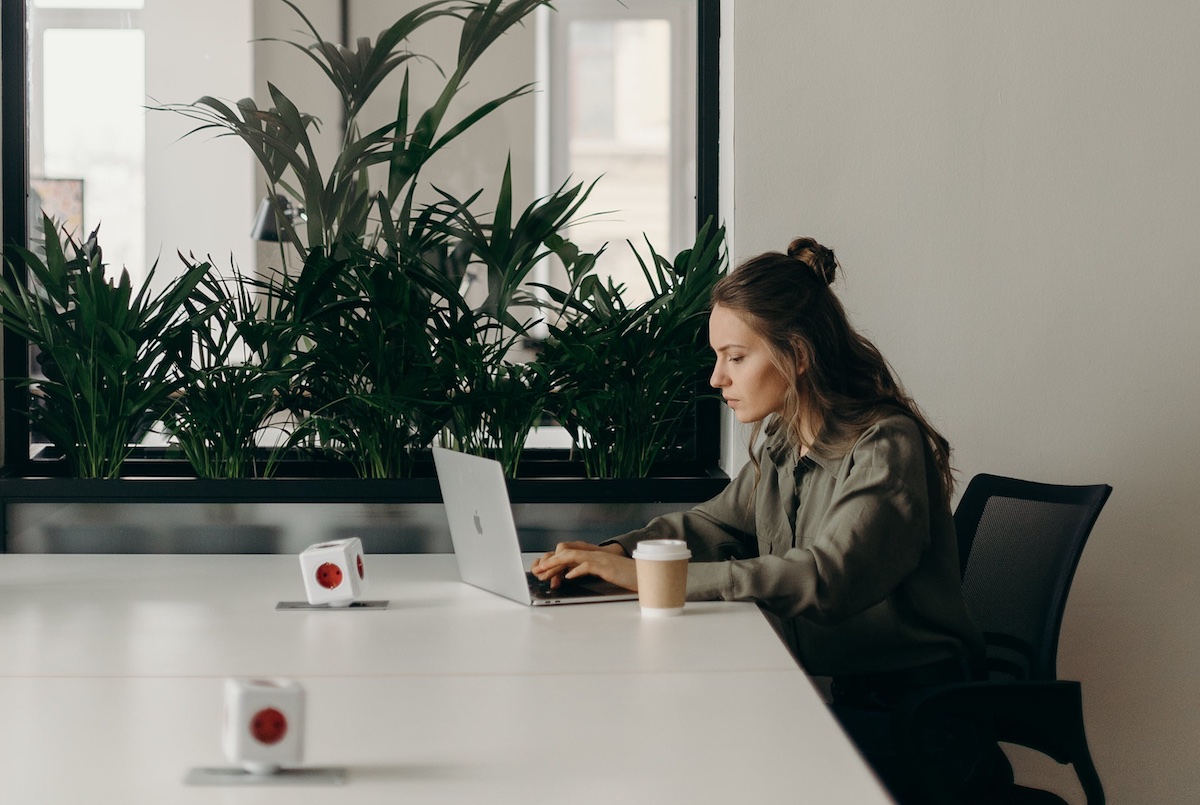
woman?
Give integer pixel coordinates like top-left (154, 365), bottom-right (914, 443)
top-left (532, 237), bottom-right (988, 798)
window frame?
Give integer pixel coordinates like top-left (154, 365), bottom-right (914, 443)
top-left (0, 0), bottom-right (721, 475)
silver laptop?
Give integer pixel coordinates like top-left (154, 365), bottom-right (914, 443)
top-left (432, 446), bottom-right (639, 606)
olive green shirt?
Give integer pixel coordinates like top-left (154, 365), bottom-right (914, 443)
top-left (611, 414), bottom-right (984, 677)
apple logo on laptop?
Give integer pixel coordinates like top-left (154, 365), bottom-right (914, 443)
top-left (473, 510), bottom-right (483, 535)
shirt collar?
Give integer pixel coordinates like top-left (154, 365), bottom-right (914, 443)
top-left (764, 420), bottom-right (839, 474)
top-left (802, 446), bottom-right (838, 474)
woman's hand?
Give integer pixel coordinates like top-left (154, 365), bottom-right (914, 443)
top-left (530, 541), bottom-right (637, 591)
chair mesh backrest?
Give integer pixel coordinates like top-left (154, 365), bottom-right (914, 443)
top-left (956, 475), bottom-right (1111, 682)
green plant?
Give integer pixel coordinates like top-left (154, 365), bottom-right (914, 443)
top-left (0, 216), bottom-right (215, 478)
top-left (431, 161), bottom-right (597, 474)
top-left (538, 220), bottom-right (727, 478)
top-left (157, 0), bottom-right (587, 476)
top-left (138, 0), bottom-right (721, 480)
top-left (285, 243), bottom-right (459, 478)
top-left (163, 0), bottom-right (552, 259)
top-left (161, 259), bottom-right (292, 478)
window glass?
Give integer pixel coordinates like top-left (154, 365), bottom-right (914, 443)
top-left (10, 0), bottom-right (713, 465)
top-left (543, 0), bottom-right (696, 305)
top-left (565, 19), bottom-right (673, 303)
top-left (27, 0), bottom-right (253, 290)
top-left (39, 28), bottom-right (145, 277)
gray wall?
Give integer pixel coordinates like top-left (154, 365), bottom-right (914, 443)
top-left (723, 1), bottom-right (1200, 801)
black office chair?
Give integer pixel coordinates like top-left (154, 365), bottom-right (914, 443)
top-left (894, 473), bottom-right (1112, 804)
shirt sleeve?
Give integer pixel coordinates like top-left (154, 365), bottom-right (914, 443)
top-left (607, 456), bottom-right (760, 562)
top-left (691, 419), bottom-right (933, 624)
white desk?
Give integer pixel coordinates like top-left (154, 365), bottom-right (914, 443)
top-left (0, 554), bottom-right (892, 804)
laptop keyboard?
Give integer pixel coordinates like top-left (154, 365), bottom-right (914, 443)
top-left (526, 572), bottom-right (621, 599)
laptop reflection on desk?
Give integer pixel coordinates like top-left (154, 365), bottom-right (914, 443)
top-left (432, 446), bottom-right (640, 607)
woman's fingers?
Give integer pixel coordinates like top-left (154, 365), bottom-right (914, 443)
top-left (531, 542), bottom-right (636, 588)
top-left (533, 544), bottom-right (576, 572)
top-left (555, 540), bottom-right (603, 554)
top-left (530, 550), bottom-right (557, 576)
top-left (533, 542), bottom-right (597, 575)
top-left (564, 553), bottom-right (638, 591)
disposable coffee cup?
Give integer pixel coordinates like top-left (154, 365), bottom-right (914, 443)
top-left (632, 539), bottom-right (691, 617)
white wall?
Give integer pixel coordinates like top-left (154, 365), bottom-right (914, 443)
top-left (725, 1), bottom-right (1200, 801)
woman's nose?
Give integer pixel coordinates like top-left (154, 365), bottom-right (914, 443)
top-left (709, 365), bottom-right (726, 388)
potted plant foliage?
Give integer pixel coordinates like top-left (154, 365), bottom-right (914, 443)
top-left (430, 160), bottom-right (598, 475)
top-left (161, 258), bottom-right (295, 479)
top-left (0, 216), bottom-right (215, 478)
top-left (538, 220), bottom-right (726, 478)
top-left (3, 0), bottom-right (725, 483)
top-left (159, 0), bottom-right (601, 477)
top-left (275, 241), bottom-right (459, 479)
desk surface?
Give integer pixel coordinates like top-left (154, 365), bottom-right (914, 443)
top-left (0, 554), bottom-right (891, 804)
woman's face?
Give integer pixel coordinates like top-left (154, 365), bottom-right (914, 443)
top-left (708, 304), bottom-right (792, 424)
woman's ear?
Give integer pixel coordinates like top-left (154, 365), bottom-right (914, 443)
top-left (790, 340), bottom-right (809, 377)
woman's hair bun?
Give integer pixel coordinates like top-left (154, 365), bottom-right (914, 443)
top-left (786, 237), bottom-right (838, 287)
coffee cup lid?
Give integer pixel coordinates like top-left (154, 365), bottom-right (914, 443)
top-left (631, 539), bottom-right (691, 561)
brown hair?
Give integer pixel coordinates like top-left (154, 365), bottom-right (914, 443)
top-left (710, 237), bottom-right (954, 502)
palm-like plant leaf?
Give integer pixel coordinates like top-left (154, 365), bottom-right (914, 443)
top-left (158, 0), bottom-right (554, 259)
top-left (133, 0), bottom-right (717, 481)
top-left (538, 220), bottom-right (726, 477)
top-left (0, 216), bottom-right (219, 477)
top-left (267, 0), bottom-right (465, 122)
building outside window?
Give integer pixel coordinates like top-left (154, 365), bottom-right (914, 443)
top-left (28, 0), bottom-right (146, 280)
top-left (539, 0), bottom-right (697, 304)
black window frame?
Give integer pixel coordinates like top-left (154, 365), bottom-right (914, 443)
top-left (0, 0), bottom-right (721, 478)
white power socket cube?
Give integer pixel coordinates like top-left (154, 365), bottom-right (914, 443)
top-left (222, 678), bottom-right (305, 774)
top-left (299, 537), bottom-right (368, 606)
